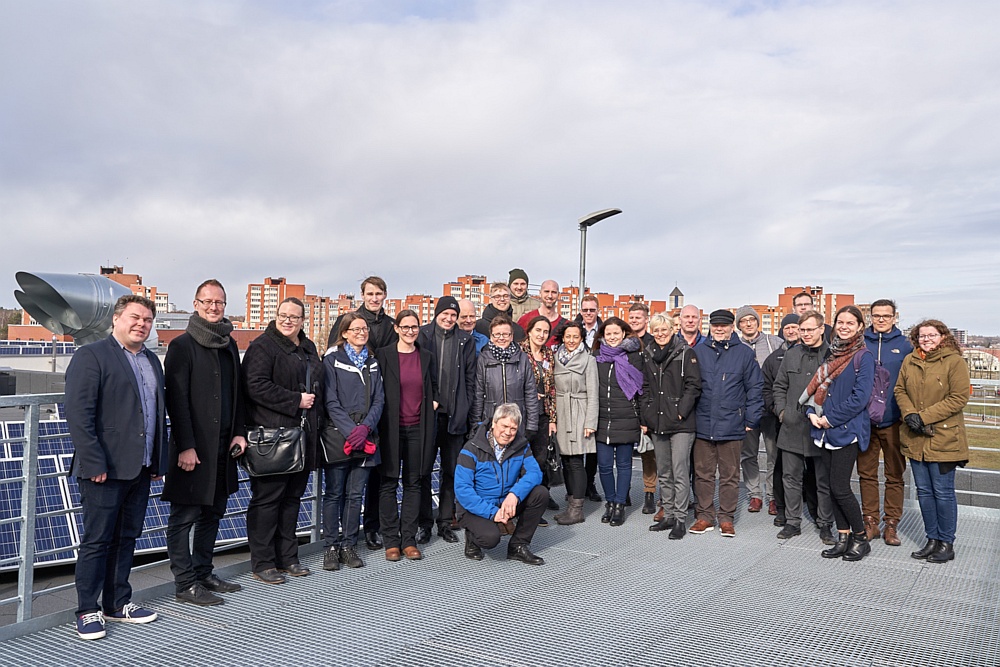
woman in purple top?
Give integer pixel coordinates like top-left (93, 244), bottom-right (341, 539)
top-left (375, 311), bottom-right (439, 562)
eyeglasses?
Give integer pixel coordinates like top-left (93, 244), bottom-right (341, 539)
top-left (196, 299), bottom-right (226, 308)
top-left (347, 326), bottom-right (370, 334)
top-left (871, 314), bottom-right (894, 320)
top-left (918, 333), bottom-right (941, 340)
top-left (798, 326), bottom-right (820, 334)
top-left (397, 325), bottom-right (420, 333)
top-left (492, 332), bottom-right (513, 340)
top-left (276, 314), bottom-right (302, 323)
top-left (491, 293), bottom-right (510, 300)
top-left (739, 317), bottom-right (757, 324)
top-left (580, 308), bottom-right (597, 313)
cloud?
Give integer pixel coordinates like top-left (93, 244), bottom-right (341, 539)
top-left (2, 0), bottom-right (998, 332)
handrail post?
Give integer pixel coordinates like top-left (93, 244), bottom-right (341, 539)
top-left (310, 469), bottom-right (321, 543)
top-left (17, 402), bottom-right (41, 622)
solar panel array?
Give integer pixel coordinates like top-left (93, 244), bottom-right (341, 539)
top-left (0, 414), bottom-right (439, 571)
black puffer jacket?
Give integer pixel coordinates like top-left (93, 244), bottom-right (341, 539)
top-left (470, 344), bottom-right (539, 432)
top-left (596, 351), bottom-right (644, 445)
top-left (242, 322), bottom-right (324, 470)
top-left (639, 338), bottom-right (701, 435)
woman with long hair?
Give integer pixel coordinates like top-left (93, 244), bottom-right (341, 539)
top-left (520, 315), bottom-right (559, 525)
top-left (593, 316), bottom-right (644, 527)
top-left (321, 312), bottom-right (384, 571)
top-left (802, 305), bottom-right (875, 562)
top-left (375, 311), bottom-right (438, 562)
top-left (895, 320), bottom-right (969, 563)
top-left (552, 321), bottom-right (598, 526)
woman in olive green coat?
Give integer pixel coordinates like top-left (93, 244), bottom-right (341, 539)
top-left (894, 319), bottom-right (969, 564)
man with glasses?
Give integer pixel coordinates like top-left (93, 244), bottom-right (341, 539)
top-left (328, 276), bottom-right (398, 550)
top-left (475, 282), bottom-right (525, 343)
top-left (792, 292), bottom-right (832, 343)
top-left (516, 279), bottom-right (566, 347)
top-left (418, 296), bottom-right (477, 543)
top-left (859, 299), bottom-right (913, 546)
top-left (162, 280), bottom-right (247, 607)
top-left (575, 293), bottom-right (603, 349)
top-left (508, 268), bottom-right (541, 322)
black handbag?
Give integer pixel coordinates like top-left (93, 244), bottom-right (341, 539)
top-left (241, 365), bottom-right (311, 477)
top-left (545, 433), bottom-right (564, 487)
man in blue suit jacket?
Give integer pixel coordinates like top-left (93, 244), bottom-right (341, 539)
top-left (65, 295), bottom-right (168, 640)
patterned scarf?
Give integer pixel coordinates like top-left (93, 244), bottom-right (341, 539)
top-left (595, 337), bottom-right (644, 400)
top-left (487, 341), bottom-right (517, 363)
top-left (345, 343), bottom-right (369, 370)
top-left (801, 331), bottom-right (865, 408)
top-left (556, 343), bottom-right (584, 366)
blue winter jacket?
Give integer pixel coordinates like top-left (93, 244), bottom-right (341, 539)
top-left (864, 326), bottom-right (913, 428)
top-left (323, 345), bottom-right (385, 464)
top-left (806, 348), bottom-right (875, 450)
top-left (454, 427), bottom-right (543, 520)
top-left (694, 333), bottom-right (764, 441)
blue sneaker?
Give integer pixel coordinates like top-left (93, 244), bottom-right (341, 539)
top-left (76, 611), bottom-right (106, 640)
top-left (105, 602), bottom-right (157, 624)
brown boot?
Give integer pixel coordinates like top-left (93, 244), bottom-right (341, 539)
top-left (882, 518), bottom-right (901, 546)
top-left (863, 515), bottom-right (880, 541)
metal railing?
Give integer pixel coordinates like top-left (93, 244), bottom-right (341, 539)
top-left (0, 392), bottom-right (322, 623)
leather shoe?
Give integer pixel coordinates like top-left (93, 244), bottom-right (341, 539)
top-left (842, 532), bottom-right (871, 562)
top-left (642, 492), bottom-right (656, 514)
top-left (507, 544), bottom-right (544, 566)
top-left (773, 514), bottom-right (787, 527)
top-left (547, 496), bottom-right (560, 511)
top-left (199, 574), bottom-right (241, 593)
top-left (585, 484), bottom-right (602, 502)
top-left (464, 536), bottom-right (484, 561)
top-left (609, 502), bottom-right (626, 527)
top-left (822, 532), bottom-right (851, 558)
top-left (415, 526), bottom-right (431, 545)
top-left (601, 502), bottom-right (613, 524)
top-left (668, 521), bottom-right (686, 540)
top-left (882, 519), bottom-right (901, 547)
top-left (364, 530), bottom-right (383, 550)
top-left (768, 500), bottom-right (778, 516)
top-left (748, 498), bottom-right (763, 513)
top-left (280, 563), bottom-right (311, 577)
top-left (624, 492), bottom-right (632, 507)
top-left (252, 568), bottom-right (286, 585)
top-left (653, 506), bottom-right (665, 522)
top-left (438, 526), bottom-right (459, 543)
top-left (927, 541), bottom-right (955, 563)
top-left (649, 517), bottom-right (676, 532)
top-left (863, 515), bottom-right (880, 541)
top-left (689, 519), bottom-right (714, 534)
top-left (385, 547), bottom-right (402, 562)
top-left (911, 539), bottom-right (941, 560)
top-left (176, 583), bottom-right (223, 606)
top-left (776, 524), bottom-right (801, 540)
top-left (403, 546), bottom-right (423, 561)
top-left (819, 525), bottom-right (836, 545)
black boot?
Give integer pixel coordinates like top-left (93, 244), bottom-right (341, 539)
top-left (464, 533), bottom-right (484, 561)
top-left (842, 531), bottom-right (871, 562)
top-left (642, 492), bottom-right (656, 514)
top-left (911, 539), bottom-right (941, 560)
top-left (601, 502), bottom-right (613, 523)
top-left (649, 516), bottom-right (676, 532)
top-left (609, 503), bottom-right (626, 527)
top-left (927, 541), bottom-right (955, 563)
top-left (821, 531), bottom-right (851, 558)
top-left (585, 483), bottom-right (602, 502)
top-left (624, 492), bottom-right (632, 507)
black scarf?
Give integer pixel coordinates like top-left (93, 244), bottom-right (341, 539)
top-left (487, 342), bottom-right (517, 363)
top-left (187, 312), bottom-right (233, 349)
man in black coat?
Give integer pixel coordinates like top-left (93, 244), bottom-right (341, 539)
top-left (65, 295), bottom-right (167, 640)
top-left (163, 280), bottom-right (246, 606)
top-left (326, 276), bottom-right (398, 550)
top-left (417, 295), bottom-right (477, 543)
top-left (475, 282), bottom-right (525, 344)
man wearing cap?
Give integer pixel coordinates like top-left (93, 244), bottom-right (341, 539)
top-left (689, 309), bottom-right (763, 538)
top-left (761, 314), bottom-right (800, 523)
top-left (516, 279), bottom-right (566, 347)
top-left (508, 268), bottom-right (542, 322)
top-left (734, 305), bottom-right (784, 514)
top-left (417, 295), bottom-right (477, 543)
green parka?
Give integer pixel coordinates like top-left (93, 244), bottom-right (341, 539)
top-left (893, 346), bottom-right (970, 462)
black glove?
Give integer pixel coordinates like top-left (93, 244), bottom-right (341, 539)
top-left (525, 429), bottom-right (538, 443)
top-left (903, 413), bottom-right (925, 434)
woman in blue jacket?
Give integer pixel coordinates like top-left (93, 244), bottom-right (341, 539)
top-left (801, 305), bottom-right (875, 561)
top-left (321, 313), bottom-right (384, 571)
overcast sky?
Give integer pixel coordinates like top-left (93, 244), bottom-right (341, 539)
top-left (2, 1), bottom-right (998, 333)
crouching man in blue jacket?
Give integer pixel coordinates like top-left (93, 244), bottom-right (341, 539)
top-left (455, 403), bottom-right (549, 565)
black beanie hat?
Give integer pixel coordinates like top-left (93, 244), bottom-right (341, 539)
top-left (435, 296), bottom-right (460, 318)
top-left (508, 268), bottom-right (529, 285)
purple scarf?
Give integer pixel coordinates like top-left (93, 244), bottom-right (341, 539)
top-left (595, 338), bottom-right (644, 400)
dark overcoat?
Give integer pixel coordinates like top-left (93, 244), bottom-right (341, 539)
top-left (375, 344), bottom-right (438, 477)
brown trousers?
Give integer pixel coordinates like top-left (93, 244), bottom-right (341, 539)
top-left (693, 439), bottom-right (741, 524)
top-left (856, 422), bottom-right (906, 521)
top-left (641, 450), bottom-right (657, 494)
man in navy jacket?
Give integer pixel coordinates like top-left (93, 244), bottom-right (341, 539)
top-left (689, 310), bottom-right (764, 538)
top-left (858, 299), bottom-right (913, 546)
top-left (65, 295), bottom-right (168, 639)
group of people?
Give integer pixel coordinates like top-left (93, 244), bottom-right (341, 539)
top-left (63, 271), bottom-right (971, 642)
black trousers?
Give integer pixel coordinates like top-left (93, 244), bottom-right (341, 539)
top-left (166, 455), bottom-right (230, 591)
top-left (563, 454), bottom-right (586, 499)
top-left (362, 462), bottom-right (380, 534)
top-left (247, 469), bottom-right (309, 573)
top-left (459, 485), bottom-right (549, 549)
top-left (379, 424), bottom-right (425, 550)
top-left (585, 452), bottom-right (598, 490)
top-left (818, 442), bottom-right (864, 533)
top-left (529, 414), bottom-right (551, 488)
top-left (419, 413), bottom-right (465, 530)
top-left (773, 448), bottom-right (786, 514)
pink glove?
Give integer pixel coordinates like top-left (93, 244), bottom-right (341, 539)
top-left (347, 425), bottom-right (370, 452)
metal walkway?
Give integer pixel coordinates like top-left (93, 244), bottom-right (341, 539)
top-left (1, 473), bottom-right (998, 667)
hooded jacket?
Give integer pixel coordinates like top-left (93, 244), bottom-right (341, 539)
top-left (694, 333), bottom-right (764, 442)
top-left (639, 337), bottom-right (702, 435)
top-left (894, 346), bottom-right (970, 463)
top-left (454, 427), bottom-right (542, 520)
top-left (864, 326), bottom-right (913, 428)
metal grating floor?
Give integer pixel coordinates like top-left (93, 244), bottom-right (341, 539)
top-left (1, 462), bottom-right (998, 667)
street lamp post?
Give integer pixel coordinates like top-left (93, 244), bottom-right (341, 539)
top-left (577, 208), bottom-right (622, 308)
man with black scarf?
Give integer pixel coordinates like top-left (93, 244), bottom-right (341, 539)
top-left (163, 280), bottom-right (246, 606)
top-left (418, 295), bottom-right (476, 543)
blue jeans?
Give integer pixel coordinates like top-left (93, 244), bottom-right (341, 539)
top-left (323, 461), bottom-right (369, 548)
top-left (75, 472), bottom-right (151, 614)
top-left (910, 458), bottom-right (958, 543)
top-left (597, 442), bottom-right (633, 504)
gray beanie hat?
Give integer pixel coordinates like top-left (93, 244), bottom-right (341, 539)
top-left (734, 305), bottom-right (759, 326)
